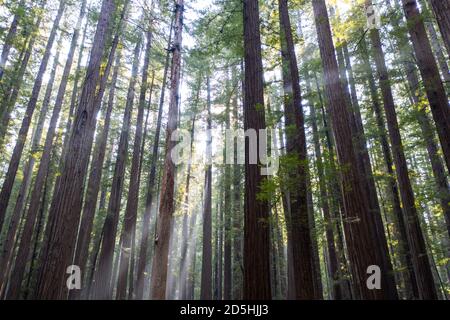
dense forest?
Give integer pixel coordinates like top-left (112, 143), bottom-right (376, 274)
top-left (0, 0), bottom-right (448, 300)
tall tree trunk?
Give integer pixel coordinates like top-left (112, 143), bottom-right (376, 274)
top-left (312, 0), bottom-right (391, 299)
top-left (231, 79), bottom-right (243, 300)
top-left (242, 0), bottom-right (272, 300)
top-left (314, 72), bottom-right (353, 300)
top-left (64, 14), bottom-right (90, 150)
top-left (149, 0), bottom-right (184, 299)
top-left (338, 41), bottom-right (398, 299)
top-left (223, 78), bottom-right (232, 301)
top-left (135, 20), bottom-right (173, 300)
top-left (278, 0), bottom-right (316, 299)
top-left (70, 52), bottom-right (121, 300)
top-left (0, 0), bottom-right (66, 233)
top-left (4, 0), bottom-right (88, 300)
top-left (92, 37), bottom-right (141, 300)
top-left (33, 0), bottom-right (118, 299)
top-left (116, 24), bottom-right (153, 299)
top-left (401, 0), bottom-right (450, 176)
top-left (359, 38), bottom-right (419, 299)
top-left (178, 112), bottom-right (196, 300)
top-left (200, 75), bottom-right (213, 300)
top-left (306, 74), bottom-right (341, 300)
top-left (365, 0), bottom-right (438, 299)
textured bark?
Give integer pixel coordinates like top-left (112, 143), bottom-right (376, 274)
top-left (33, 0), bottom-right (117, 299)
top-left (313, 0), bottom-right (390, 299)
top-left (4, 0), bottom-right (88, 300)
top-left (402, 0), bottom-right (450, 176)
top-left (0, 0), bottom-right (66, 233)
top-left (70, 53), bottom-right (120, 301)
top-left (92, 38), bottom-right (141, 300)
top-left (366, 0), bottom-right (438, 299)
top-left (200, 76), bottom-right (213, 300)
top-left (116, 26), bottom-right (153, 299)
top-left (149, 0), bottom-right (184, 299)
top-left (135, 21), bottom-right (172, 300)
top-left (64, 15), bottom-right (89, 150)
top-left (242, 0), bottom-right (272, 300)
top-left (338, 42), bottom-right (398, 299)
top-left (278, 0), bottom-right (316, 299)
top-left (428, 0), bottom-right (450, 57)
top-left (0, 43), bottom-right (60, 295)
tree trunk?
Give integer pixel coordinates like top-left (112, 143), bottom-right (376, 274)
top-left (306, 74), bottom-right (341, 300)
top-left (33, 0), bottom-right (118, 299)
top-left (338, 41), bottom-right (398, 299)
top-left (178, 79), bottom-right (199, 298)
top-left (70, 52), bottom-right (121, 300)
top-left (92, 37), bottom-right (141, 300)
top-left (4, 0), bottom-right (88, 299)
top-left (116, 25), bottom-right (153, 299)
top-left (200, 75), bottom-right (213, 300)
top-left (242, 0), bottom-right (272, 300)
top-left (135, 20), bottom-right (172, 300)
top-left (359, 38), bottom-right (419, 299)
top-left (149, 0), bottom-right (184, 299)
top-left (278, 0), bottom-right (316, 299)
top-left (231, 77), bottom-right (243, 300)
top-left (365, 0), bottom-right (438, 299)
top-left (312, 0), bottom-right (391, 299)
top-left (314, 72), bottom-right (353, 300)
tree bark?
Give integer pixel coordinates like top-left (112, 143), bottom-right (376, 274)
top-left (135, 20), bottom-right (173, 300)
top-left (242, 0), bottom-right (272, 300)
top-left (313, 0), bottom-right (391, 299)
top-left (365, 0), bottom-right (438, 299)
top-left (306, 73), bottom-right (341, 300)
top-left (200, 75), bottom-right (213, 300)
top-left (70, 52), bottom-right (121, 301)
top-left (278, 0), bottom-right (316, 299)
top-left (116, 25), bottom-right (153, 299)
top-left (33, 0), bottom-right (118, 299)
top-left (92, 37), bottom-right (141, 300)
top-left (149, 0), bottom-right (184, 299)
